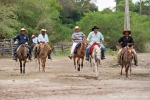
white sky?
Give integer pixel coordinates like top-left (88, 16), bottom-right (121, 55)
top-left (95, 0), bottom-right (139, 11)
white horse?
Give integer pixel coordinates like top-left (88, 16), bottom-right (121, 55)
top-left (89, 45), bottom-right (101, 78)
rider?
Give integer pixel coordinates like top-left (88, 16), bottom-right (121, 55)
top-left (13, 28), bottom-right (32, 60)
top-left (85, 26), bottom-right (105, 61)
top-left (68, 26), bottom-right (85, 59)
top-left (31, 34), bottom-right (38, 58)
top-left (31, 35), bottom-right (38, 45)
top-left (117, 30), bottom-right (138, 66)
top-left (37, 29), bottom-right (52, 60)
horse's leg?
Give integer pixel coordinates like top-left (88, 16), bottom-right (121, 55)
top-left (20, 61), bottom-right (22, 74)
top-left (125, 64), bottom-right (129, 78)
top-left (81, 57), bottom-right (83, 69)
top-left (120, 63), bottom-right (123, 75)
top-left (38, 58), bottom-right (40, 72)
top-left (77, 58), bottom-right (80, 71)
top-left (130, 63), bottom-right (132, 76)
top-left (42, 59), bottom-right (46, 72)
top-left (23, 61), bottom-right (26, 74)
top-left (94, 59), bottom-right (98, 77)
top-left (73, 57), bottom-right (76, 69)
top-left (92, 59), bottom-right (95, 72)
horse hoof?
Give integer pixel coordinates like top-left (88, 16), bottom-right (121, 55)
top-left (78, 67), bottom-right (80, 71)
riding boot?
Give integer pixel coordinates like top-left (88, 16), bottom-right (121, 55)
top-left (68, 55), bottom-right (72, 59)
top-left (48, 50), bottom-right (52, 60)
top-left (13, 55), bottom-right (17, 61)
top-left (29, 55), bottom-right (31, 60)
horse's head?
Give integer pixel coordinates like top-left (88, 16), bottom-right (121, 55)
top-left (94, 45), bottom-right (101, 60)
top-left (82, 37), bottom-right (88, 48)
top-left (20, 44), bottom-right (29, 58)
top-left (126, 45), bottom-right (133, 61)
top-left (39, 43), bottom-right (47, 55)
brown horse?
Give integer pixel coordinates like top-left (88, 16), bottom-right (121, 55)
top-left (37, 43), bottom-right (49, 72)
top-left (16, 44), bottom-right (29, 74)
top-left (73, 37), bottom-right (88, 71)
top-left (120, 45), bottom-right (133, 78)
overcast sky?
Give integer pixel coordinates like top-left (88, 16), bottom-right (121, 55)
top-left (95, 0), bottom-right (139, 11)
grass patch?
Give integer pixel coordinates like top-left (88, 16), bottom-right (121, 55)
top-left (52, 48), bottom-right (118, 56)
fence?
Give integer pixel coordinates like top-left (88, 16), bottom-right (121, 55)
top-left (0, 39), bottom-right (72, 57)
top-left (51, 42), bottom-right (72, 55)
top-left (0, 39), bottom-right (16, 57)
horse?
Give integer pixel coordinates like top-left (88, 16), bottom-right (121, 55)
top-left (120, 45), bottom-right (133, 78)
top-left (37, 43), bottom-right (49, 72)
top-left (73, 37), bottom-right (88, 71)
top-left (16, 43), bottom-right (29, 74)
top-left (89, 45), bottom-right (101, 78)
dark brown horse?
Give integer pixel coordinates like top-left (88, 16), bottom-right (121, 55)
top-left (73, 37), bottom-right (88, 71)
top-left (37, 43), bottom-right (49, 72)
top-left (16, 44), bottom-right (29, 74)
top-left (120, 45), bottom-right (133, 78)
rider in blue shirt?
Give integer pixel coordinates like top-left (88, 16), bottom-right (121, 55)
top-left (13, 28), bottom-right (32, 60)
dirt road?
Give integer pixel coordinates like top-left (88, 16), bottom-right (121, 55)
top-left (0, 53), bottom-right (150, 100)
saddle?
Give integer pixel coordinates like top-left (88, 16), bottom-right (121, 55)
top-left (74, 43), bottom-right (81, 54)
top-left (88, 42), bottom-right (101, 55)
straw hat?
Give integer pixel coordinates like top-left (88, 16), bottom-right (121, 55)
top-left (74, 26), bottom-right (80, 30)
top-left (20, 28), bottom-right (26, 32)
top-left (40, 29), bottom-right (46, 32)
top-left (123, 30), bottom-right (131, 35)
top-left (31, 35), bottom-right (35, 38)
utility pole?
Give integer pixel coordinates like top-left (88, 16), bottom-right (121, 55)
top-left (124, 0), bottom-right (130, 30)
top-left (140, 0), bottom-right (142, 15)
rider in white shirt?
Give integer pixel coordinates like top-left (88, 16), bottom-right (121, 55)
top-left (37, 29), bottom-right (52, 60)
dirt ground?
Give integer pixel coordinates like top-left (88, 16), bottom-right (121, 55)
top-left (0, 53), bottom-right (150, 100)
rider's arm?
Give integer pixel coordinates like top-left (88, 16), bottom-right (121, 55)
top-left (117, 37), bottom-right (123, 48)
top-left (99, 32), bottom-right (104, 43)
top-left (72, 33), bottom-right (79, 40)
top-left (13, 34), bottom-right (19, 42)
top-left (45, 34), bottom-right (49, 43)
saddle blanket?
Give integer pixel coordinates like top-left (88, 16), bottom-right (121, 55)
top-left (88, 42), bottom-right (101, 55)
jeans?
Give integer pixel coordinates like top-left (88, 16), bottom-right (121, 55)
top-left (86, 43), bottom-right (105, 59)
top-left (14, 44), bottom-right (32, 57)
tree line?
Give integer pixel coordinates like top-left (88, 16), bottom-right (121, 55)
top-left (0, 0), bottom-right (150, 52)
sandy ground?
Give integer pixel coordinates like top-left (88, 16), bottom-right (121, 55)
top-left (0, 53), bottom-right (150, 100)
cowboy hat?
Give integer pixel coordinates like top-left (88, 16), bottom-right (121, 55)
top-left (123, 30), bottom-right (131, 35)
top-left (20, 28), bottom-right (26, 31)
top-left (92, 26), bottom-right (99, 31)
top-left (40, 29), bottom-right (46, 32)
top-left (74, 26), bottom-right (80, 30)
top-left (31, 35), bottom-right (35, 38)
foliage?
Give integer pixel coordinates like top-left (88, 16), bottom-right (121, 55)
top-left (57, 0), bottom-right (98, 28)
top-left (77, 11), bottom-right (150, 52)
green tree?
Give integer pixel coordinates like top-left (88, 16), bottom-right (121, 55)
top-left (77, 11), bottom-right (150, 52)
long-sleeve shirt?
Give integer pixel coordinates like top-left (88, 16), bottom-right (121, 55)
top-left (38, 33), bottom-right (49, 43)
top-left (32, 37), bottom-right (38, 44)
top-left (13, 33), bottom-right (29, 45)
top-left (72, 32), bottom-right (85, 43)
top-left (87, 31), bottom-right (104, 45)
top-left (118, 36), bottom-right (134, 48)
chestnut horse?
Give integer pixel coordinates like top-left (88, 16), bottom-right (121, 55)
top-left (16, 44), bottom-right (29, 74)
top-left (120, 45), bottom-right (133, 77)
top-left (73, 37), bottom-right (88, 71)
top-left (37, 43), bottom-right (49, 72)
